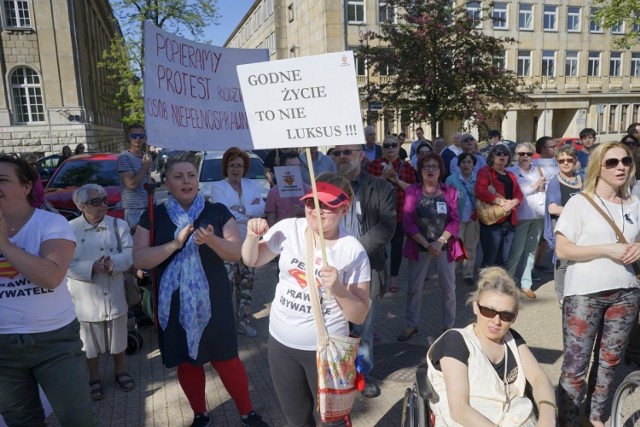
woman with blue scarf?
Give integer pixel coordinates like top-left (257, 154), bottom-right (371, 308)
top-left (133, 152), bottom-right (268, 427)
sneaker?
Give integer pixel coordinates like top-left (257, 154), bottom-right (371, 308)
top-left (241, 410), bottom-right (269, 427)
top-left (191, 413), bottom-right (211, 427)
top-left (361, 377), bottom-right (381, 398)
top-left (237, 320), bottom-right (257, 337)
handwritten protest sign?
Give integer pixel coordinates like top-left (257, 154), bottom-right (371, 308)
top-left (237, 51), bottom-right (363, 149)
top-left (273, 165), bottom-right (305, 198)
top-left (143, 21), bottom-right (269, 150)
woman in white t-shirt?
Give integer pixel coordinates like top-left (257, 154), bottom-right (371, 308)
top-left (0, 155), bottom-right (97, 426)
top-left (555, 142), bottom-right (640, 427)
top-left (242, 173), bottom-right (371, 427)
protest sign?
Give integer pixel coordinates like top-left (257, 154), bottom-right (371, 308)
top-left (143, 21), bottom-right (268, 150)
top-left (237, 51), bottom-right (363, 149)
top-left (273, 165), bottom-right (305, 198)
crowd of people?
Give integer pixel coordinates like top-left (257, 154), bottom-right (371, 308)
top-left (3, 122), bottom-right (640, 427)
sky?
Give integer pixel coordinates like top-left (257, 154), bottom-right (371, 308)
top-left (204, 0), bottom-right (255, 46)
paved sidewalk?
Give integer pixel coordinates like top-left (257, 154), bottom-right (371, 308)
top-left (45, 262), bottom-right (636, 426)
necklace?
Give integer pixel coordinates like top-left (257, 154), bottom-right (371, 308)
top-left (422, 184), bottom-right (439, 197)
top-left (596, 193), bottom-right (625, 240)
top-left (558, 173), bottom-right (579, 186)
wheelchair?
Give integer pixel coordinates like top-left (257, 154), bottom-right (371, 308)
top-left (400, 366), bottom-right (437, 427)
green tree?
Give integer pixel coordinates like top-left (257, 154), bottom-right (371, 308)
top-left (360, 0), bottom-right (532, 140)
top-left (594, 0), bottom-right (640, 49)
top-left (101, 0), bottom-right (219, 125)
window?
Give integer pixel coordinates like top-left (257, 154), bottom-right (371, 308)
top-left (3, 0), bottom-right (31, 27)
top-left (588, 51), bottom-right (601, 76)
top-left (493, 50), bottom-right (506, 70)
top-left (355, 55), bottom-right (366, 76)
top-left (567, 6), bottom-right (581, 32)
top-left (612, 21), bottom-right (625, 34)
top-left (517, 50), bottom-right (531, 76)
top-left (379, 1), bottom-right (396, 23)
top-left (543, 5), bottom-right (557, 31)
top-left (348, 0), bottom-right (365, 23)
top-left (493, 3), bottom-right (507, 29)
top-left (542, 50), bottom-right (555, 77)
top-left (609, 105), bottom-right (617, 132)
top-left (10, 67), bottom-right (45, 123)
top-left (590, 8), bottom-right (602, 33)
top-left (265, 32), bottom-right (276, 55)
top-left (565, 51), bottom-right (579, 77)
top-left (379, 63), bottom-right (395, 76)
top-left (519, 4), bottom-right (533, 30)
top-left (610, 52), bottom-right (622, 77)
top-left (467, 2), bottom-right (481, 28)
top-left (632, 53), bottom-right (640, 77)
top-left (621, 105), bottom-right (629, 132)
top-left (265, 0), bottom-right (274, 19)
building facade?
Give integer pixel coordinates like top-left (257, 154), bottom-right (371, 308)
top-left (0, 0), bottom-right (125, 156)
top-left (226, 0), bottom-right (640, 144)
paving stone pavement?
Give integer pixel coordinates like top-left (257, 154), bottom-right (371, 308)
top-left (44, 260), bottom-right (638, 426)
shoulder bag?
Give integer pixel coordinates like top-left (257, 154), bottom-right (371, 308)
top-left (113, 217), bottom-right (142, 306)
top-left (305, 227), bottom-right (359, 423)
top-left (476, 171), bottom-right (507, 225)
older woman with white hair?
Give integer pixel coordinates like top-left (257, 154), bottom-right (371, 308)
top-left (507, 142), bottom-right (548, 299)
top-left (67, 184), bottom-right (135, 401)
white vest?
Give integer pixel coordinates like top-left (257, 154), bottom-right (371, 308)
top-left (426, 325), bottom-right (536, 426)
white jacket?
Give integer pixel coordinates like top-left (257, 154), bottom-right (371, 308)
top-left (209, 178), bottom-right (265, 239)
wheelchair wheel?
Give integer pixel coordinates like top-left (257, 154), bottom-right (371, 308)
top-left (401, 383), bottom-right (426, 427)
top-left (611, 370), bottom-right (640, 427)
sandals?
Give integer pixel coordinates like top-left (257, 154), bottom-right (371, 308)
top-left (89, 379), bottom-right (104, 401)
top-left (115, 372), bottom-right (136, 392)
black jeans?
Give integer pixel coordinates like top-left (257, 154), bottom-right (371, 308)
top-left (390, 222), bottom-right (405, 277)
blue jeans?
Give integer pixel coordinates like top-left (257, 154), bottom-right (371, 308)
top-left (480, 221), bottom-right (515, 268)
top-left (507, 218), bottom-right (544, 290)
top-left (352, 298), bottom-right (377, 376)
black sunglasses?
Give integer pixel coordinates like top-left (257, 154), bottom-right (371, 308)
top-left (493, 150), bottom-right (509, 157)
top-left (85, 197), bottom-right (108, 207)
top-left (477, 303), bottom-right (517, 322)
top-left (516, 152), bottom-right (533, 157)
top-left (602, 156), bottom-right (633, 169)
top-left (383, 143), bottom-right (398, 149)
top-left (130, 133), bottom-right (146, 139)
top-left (331, 149), bottom-right (361, 157)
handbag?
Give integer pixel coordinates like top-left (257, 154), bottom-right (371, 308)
top-left (579, 193), bottom-right (640, 278)
top-left (305, 227), bottom-right (359, 423)
top-left (113, 217), bottom-right (142, 306)
top-left (476, 172), bottom-right (507, 225)
top-left (447, 236), bottom-right (468, 263)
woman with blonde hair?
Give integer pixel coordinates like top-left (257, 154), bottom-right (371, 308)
top-left (555, 142), bottom-right (640, 426)
top-left (426, 267), bottom-right (556, 426)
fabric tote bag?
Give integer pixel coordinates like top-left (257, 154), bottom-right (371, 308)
top-left (305, 228), bottom-right (360, 423)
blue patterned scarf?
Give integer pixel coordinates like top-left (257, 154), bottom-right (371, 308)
top-left (158, 194), bottom-right (209, 360)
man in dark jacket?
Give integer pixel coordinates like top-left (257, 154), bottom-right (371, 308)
top-left (332, 144), bottom-right (396, 398)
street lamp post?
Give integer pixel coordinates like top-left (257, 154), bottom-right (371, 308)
top-left (543, 76), bottom-right (555, 136)
top-left (359, 25), bottom-right (370, 125)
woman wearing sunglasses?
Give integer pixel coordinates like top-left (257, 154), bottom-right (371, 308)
top-left (542, 145), bottom-right (582, 305)
top-left (506, 142), bottom-right (548, 300)
top-left (242, 173), bottom-right (370, 426)
top-left (475, 144), bottom-right (523, 267)
top-left (555, 142), bottom-right (640, 426)
top-left (426, 267), bottom-right (556, 426)
top-left (67, 184), bottom-right (134, 400)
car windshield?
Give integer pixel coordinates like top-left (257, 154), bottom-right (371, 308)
top-left (48, 159), bottom-right (119, 188)
top-left (200, 158), bottom-right (266, 182)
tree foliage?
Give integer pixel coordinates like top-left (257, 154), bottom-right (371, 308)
top-left (594, 0), bottom-right (640, 49)
top-left (360, 0), bottom-right (532, 139)
top-left (101, 0), bottom-right (219, 125)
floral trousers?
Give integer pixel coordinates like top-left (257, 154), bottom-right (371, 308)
top-left (226, 261), bottom-right (255, 323)
top-left (558, 288), bottom-right (640, 424)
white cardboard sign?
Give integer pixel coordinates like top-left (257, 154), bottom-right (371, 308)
top-left (143, 21), bottom-right (269, 150)
top-left (273, 165), bottom-right (305, 198)
top-left (237, 51), bottom-right (363, 149)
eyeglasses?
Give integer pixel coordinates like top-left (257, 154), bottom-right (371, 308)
top-left (130, 133), bottom-right (146, 139)
top-left (422, 164), bottom-right (440, 170)
top-left (516, 152), bottom-right (533, 157)
top-left (602, 156), bottom-right (633, 169)
top-left (304, 198), bottom-right (339, 214)
top-left (477, 303), bottom-right (517, 322)
top-left (331, 149), bottom-right (361, 157)
top-left (557, 157), bottom-right (576, 165)
top-left (383, 143), bottom-right (398, 149)
top-left (85, 197), bottom-right (108, 207)
top-left (493, 151), bottom-right (509, 157)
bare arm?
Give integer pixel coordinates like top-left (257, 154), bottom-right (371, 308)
top-left (192, 218), bottom-right (242, 262)
top-left (0, 239), bottom-right (75, 289)
top-left (119, 155), bottom-right (152, 190)
top-left (132, 223), bottom-right (193, 269)
top-left (547, 202), bottom-right (563, 216)
top-left (518, 344), bottom-right (557, 426)
top-left (555, 233), bottom-right (633, 262)
top-left (322, 271), bottom-right (370, 324)
top-left (440, 357), bottom-right (497, 427)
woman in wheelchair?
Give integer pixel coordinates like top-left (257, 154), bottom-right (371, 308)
top-left (426, 267), bottom-right (557, 426)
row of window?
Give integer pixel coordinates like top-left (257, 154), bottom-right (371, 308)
top-left (229, 0), bottom-right (275, 48)
top-left (515, 50), bottom-right (640, 78)
top-left (484, 3), bottom-right (631, 34)
top-left (255, 32), bottom-right (276, 56)
top-left (601, 104), bottom-right (640, 134)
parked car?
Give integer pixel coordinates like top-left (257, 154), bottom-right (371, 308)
top-left (36, 154), bottom-right (66, 185)
top-left (198, 151), bottom-right (270, 201)
top-left (554, 137), bottom-right (583, 152)
top-left (44, 153), bottom-right (124, 220)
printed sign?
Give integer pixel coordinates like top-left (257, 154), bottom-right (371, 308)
top-left (274, 165), bottom-right (305, 198)
top-left (237, 51), bottom-right (363, 149)
top-left (143, 21), bottom-right (269, 150)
